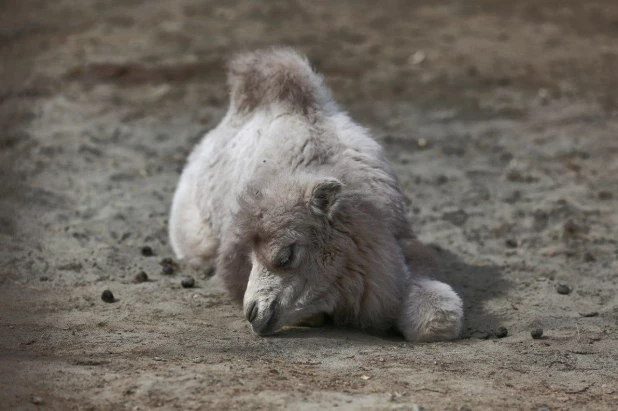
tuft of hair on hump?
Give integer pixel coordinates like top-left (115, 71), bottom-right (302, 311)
top-left (226, 47), bottom-right (335, 117)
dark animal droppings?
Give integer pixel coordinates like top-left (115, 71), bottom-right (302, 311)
top-left (101, 290), bottom-right (115, 303)
top-left (141, 246), bottom-right (154, 257)
top-left (160, 257), bottom-right (178, 275)
top-left (531, 328), bottom-right (543, 339)
top-left (205, 266), bottom-right (216, 277)
top-left (181, 277), bottom-right (195, 288)
top-left (134, 271), bottom-right (148, 283)
top-left (505, 239), bottom-right (518, 248)
top-left (495, 326), bottom-right (508, 338)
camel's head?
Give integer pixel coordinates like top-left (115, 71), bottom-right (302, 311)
top-left (233, 174), bottom-right (349, 336)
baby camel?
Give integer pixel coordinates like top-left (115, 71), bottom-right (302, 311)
top-left (169, 48), bottom-right (463, 342)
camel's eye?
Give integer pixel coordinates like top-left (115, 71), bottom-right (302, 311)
top-left (273, 244), bottom-right (295, 269)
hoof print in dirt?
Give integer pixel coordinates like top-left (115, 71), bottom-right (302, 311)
top-left (140, 245), bottom-right (154, 257)
top-left (101, 290), bottom-right (116, 303)
top-left (556, 283), bottom-right (571, 295)
top-left (531, 328), bottom-right (543, 339)
top-left (181, 277), bottom-right (195, 288)
top-left (494, 326), bottom-right (508, 338)
top-left (134, 271), bottom-right (149, 283)
top-left (160, 257), bottom-right (178, 275)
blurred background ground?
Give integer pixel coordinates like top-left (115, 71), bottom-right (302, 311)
top-left (1, 0), bottom-right (617, 409)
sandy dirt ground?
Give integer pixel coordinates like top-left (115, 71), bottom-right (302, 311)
top-left (1, 0), bottom-right (618, 409)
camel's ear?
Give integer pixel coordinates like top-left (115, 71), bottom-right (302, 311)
top-left (309, 178), bottom-right (342, 218)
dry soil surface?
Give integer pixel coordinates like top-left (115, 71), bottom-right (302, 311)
top-left (1, 0), bottom-right (618, 410)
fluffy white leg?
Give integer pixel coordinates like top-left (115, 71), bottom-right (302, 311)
top-left (397, 279), bottom-right (463, 342)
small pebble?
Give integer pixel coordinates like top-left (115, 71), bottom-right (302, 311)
top-left (101, 290), bottom-right (115, 303)
top-left (531, 328), bottom-right (543, 339)
top-left (141, 245), bottom-right (154, 257)
top-left (495, 326), bottom-right (508, 338)
top-left (556, 283), bottom-right (571, 295)
top-left (134, 271), bottom-right (149, 283)
top-left (31, 396), bottom-right (43, 405)
top-left (505, 239), bottom-right (518, 248)
top-left (181, 277), bottom-right (195, 288)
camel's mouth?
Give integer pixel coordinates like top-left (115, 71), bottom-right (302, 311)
top-left (248, 299), bottom-right (279, 336)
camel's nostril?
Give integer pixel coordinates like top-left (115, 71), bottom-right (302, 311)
top-left (246, 301), bottom-right (259, 323)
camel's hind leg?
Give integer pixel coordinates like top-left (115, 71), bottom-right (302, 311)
top-left (169, 173), bottom-right (219, 268)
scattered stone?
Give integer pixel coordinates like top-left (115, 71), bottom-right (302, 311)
top-left (533, 210), bottom-right (549, 232)
top-left (598, 191), bottom-right (613, 200)
top-left (504, 190), bottom-right (522, 204)
top-left (192, 356), bottom-right (203, 363)
top-left (506, 170), bottom-right (537, 183)
top-left (134, 271), bottom-right (149, 283)
top-left (181, 277), bottom-right (195, 288)
top-left (442, 209), bottom-right (468, 227)
top-left (467, 66), bottom-right (478, 77)
top-left (39, 276), bottom-right (49, 282)
top-left (409, 50), bottom-right (426, 65)
top-left (578, 311), bottom-right (598, 318)
top-left (556, 283), bottom-right (571, 295)
top-left (583, 252), bottom-right (596, 262)
top-left (495, 326), bottom-right (508, 338)
top-left (141, 245), bottom-right (154, 257)
top-left (505, 239), bottom-right (518, 248)
top-left (506, 170), bottom-right (523, 182)
top-left (563, 220), bottom-right (589, 238)
top-left (101, 290), bottom-right (115, 303)
top-left (442, 145), bottom-right (465, 157)
top-left (435, 175), bottom-right (448, 185)
top-left (531, 328), bottom-right (544, 339)
top-left (497, 76), bottom-right (511, 86)
top-left (31, 396), bottom-right (43, 405)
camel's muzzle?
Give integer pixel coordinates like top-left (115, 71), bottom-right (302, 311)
top-left (245, 299), bottom-right (279, 335)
